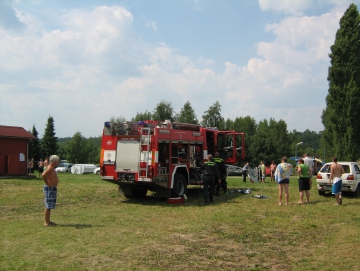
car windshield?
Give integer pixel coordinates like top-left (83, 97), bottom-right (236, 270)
top-left (320, 164), bottom-right (350, 174)
top-left (320, 164), bottom-right (331, 173)
top-left (342, 165), bottom-right (350, 173)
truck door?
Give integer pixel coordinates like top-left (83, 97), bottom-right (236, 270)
top-left (217, 131), bottom-right (244, 164)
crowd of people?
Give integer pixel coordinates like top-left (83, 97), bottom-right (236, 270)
top-left (201, 152), bottom-right (343, 206)
top-left (27, 158), bottom-right (48, 177)
top-left (239, 154), bottom-right (343, 206)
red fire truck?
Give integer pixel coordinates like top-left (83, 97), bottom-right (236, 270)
top-left (100, 120), bottom-right (245, 198)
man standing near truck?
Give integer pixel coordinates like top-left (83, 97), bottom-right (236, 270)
top-left (329, 156), bottom-right (344, 205)
top-left (201, 154), bottom-right (221, 204)
top-left (213, 152), bottom-right (227, 196)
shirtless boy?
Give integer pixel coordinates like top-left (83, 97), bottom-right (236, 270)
top-left (270, 161), bottom-right (276, 183)
top-left (42, 155), bottom-right (60, 226)
top-left (329, 156), bottom-right (344, 205)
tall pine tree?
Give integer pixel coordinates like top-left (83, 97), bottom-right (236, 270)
top-left (42, 116), bottom-right (58, 159)
top-left (322, 3), bottom-right (360, 161)
top-left (29, 125), bottom-right (41, 162)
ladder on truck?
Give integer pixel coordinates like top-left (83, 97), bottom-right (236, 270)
top-left (139, 127), bottom-right (151, 177)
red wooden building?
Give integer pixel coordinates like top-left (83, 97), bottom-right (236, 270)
top-left (0, 125), bottom-right (35, 176)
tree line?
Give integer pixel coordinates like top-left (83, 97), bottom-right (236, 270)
top-left (114, 100), bottom-right (325, 167)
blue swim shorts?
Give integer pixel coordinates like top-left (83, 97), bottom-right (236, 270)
top-left (332, 180), bottom-right (342, 195)
top-left (43, 185), bottom-right (57, 209)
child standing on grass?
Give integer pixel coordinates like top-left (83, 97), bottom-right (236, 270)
top-left (42, 155), bottom-right (60, 226)
top-left (270, 161), bottom-right (276, 183)
top-left (260, 161), bottom-right (266, 183)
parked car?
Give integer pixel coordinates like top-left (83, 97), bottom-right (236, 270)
top-left (55, 163), bottom-right (73, 173)
top-left (316, 162), bottom-right (360, 197)
top-left (94, 167), bottom-right (100, 175)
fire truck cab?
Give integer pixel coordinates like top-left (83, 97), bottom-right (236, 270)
top-left (100, 120), bottom-right (244, 198)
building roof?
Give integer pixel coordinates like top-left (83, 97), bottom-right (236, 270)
top-left (0, 125), bottom-right (35, 139)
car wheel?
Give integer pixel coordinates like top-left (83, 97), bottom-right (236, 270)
top-left (318, 190), bottom-right (325, 196)
top-left (96, 170), bottom-right (100, 175)
top-left (354, 184), bottom-right (360, 198)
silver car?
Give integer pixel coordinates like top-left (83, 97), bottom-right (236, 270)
top-left (316, 162), bottom-right (360, 197)
top-left (55, 163), bottom-right (74, 173)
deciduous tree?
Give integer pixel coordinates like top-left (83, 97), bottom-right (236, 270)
top-left (66, 132), bottom-right (87, 163)
top-left (152, 100), bottom-right (174, 121)
top-left (232, 116), bottom-right (257, 161)
top-left (176, 101), bottom-right (198, 124)
top-left (132, 110), bottom-right (152, 121)
top-left (201, 101), bottom-right (224, 129)
top-left (322, 3), bottom-right (360, 160)
top-left (248, 118), bottom-right (290, 165)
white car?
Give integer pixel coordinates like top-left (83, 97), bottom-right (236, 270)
top-left (94, 167), bottom-right (100, 175)
top-left (316, 162), bottom-right (360, 197)
top-left (55, 163), bottom-right (73, 173)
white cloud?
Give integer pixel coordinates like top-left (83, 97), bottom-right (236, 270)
top-left (264, 13), bottom-right (340, 61)
top-left (259, 0), bottom-right (314, 15)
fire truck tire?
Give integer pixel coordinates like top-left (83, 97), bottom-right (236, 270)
top-left (172, 174), bottom-right (187, 197)
top-left (132, 188), bottom-right (148, 198)
top-left (119, 185), bottom-right (147, 199)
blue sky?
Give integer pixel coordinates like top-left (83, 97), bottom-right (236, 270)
top-left (1, 0), bottom-right (359, 137)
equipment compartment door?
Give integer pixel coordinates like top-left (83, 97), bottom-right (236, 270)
top-left (116, 141), bottom-right (140, 171)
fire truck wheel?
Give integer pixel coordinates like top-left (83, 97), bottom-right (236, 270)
top-left (130, 188), bottom-right (147, 198)
top-left (172, 174), bottom-right (187, 197)
top-left (119, 185), bottom-right (147, 199)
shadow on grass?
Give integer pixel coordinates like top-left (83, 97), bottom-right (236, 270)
top-left (120, 187), bottom-right (260, 207)
top-left (318, 191), bottom-right (357, 198)
top-left (339, 201), bottom-right (360, 206)
top-left (57, 224), bottom-right (101, 229)
top-left (301, 200), bottom-right (322, 205)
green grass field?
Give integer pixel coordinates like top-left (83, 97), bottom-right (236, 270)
top-left (1, 173), bottom-right (359, 271)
